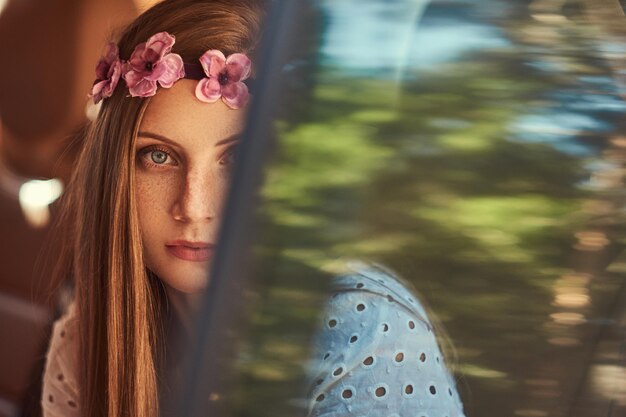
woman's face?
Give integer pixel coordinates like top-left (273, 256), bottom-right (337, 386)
top-left (135, 79), bottom-right (246, 294)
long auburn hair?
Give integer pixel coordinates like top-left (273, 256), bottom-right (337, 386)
top-left (52, 1), bottom-right (265, 416)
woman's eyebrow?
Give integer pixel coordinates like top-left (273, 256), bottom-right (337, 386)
top-left (136, 131), bottom-right (240, 147)
top-left (137, 131), bottom-right (180, 147)
top-left (215, 134), bottom-right (241, 146)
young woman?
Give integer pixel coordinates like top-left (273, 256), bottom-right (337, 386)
top-left (41, 1), bottom-right (265, 416)
top-left (41, 1), bottom-right (466, 416)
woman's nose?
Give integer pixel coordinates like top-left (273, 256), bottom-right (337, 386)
top-left (171, 170), bottom-right (223, 223)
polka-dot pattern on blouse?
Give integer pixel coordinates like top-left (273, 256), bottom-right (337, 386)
top-left (306, 262), bottom-right (466, 417)
top-left (41, 303), bottom-right (80, 417)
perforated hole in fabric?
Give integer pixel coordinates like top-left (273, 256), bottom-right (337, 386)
top-left (349, 335), bottom-right (358, 344)
top-left (332, 367), bottom-right (344, 376)
top-left (356, 303), bottom-right (366, 312)
top-left (356, 283), bottom-right (364, 289)
top-left (394, 352), bottom-right (404, 363)
top-left (429, 385), bottom-right (437, 395)
top-left (419, 352), bottom-right (426, 362)
top-left (404, 384), bottom-right (414, 395)
top-left (363, 356), bottom-right (374, 366)
top-left (382, 323), bottom-right (389, 332)
top-left (316, 394), bottom-right (325, 402)
top-left (342, 388), bottom-right (354, 399)
top-left (323, 352), bottom-right (330, 360)
top-left (374, 386), bottom-right (386, 398)
top-left (328, 319), bottom-right (337, 328)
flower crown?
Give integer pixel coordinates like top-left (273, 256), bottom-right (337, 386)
top-left (90, 31), bottom-right (252, 110)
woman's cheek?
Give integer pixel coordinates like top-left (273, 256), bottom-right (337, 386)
top-left (135, 171), bottom-right (180, 224)
top-left (214, 172), bottom-right (233, 214)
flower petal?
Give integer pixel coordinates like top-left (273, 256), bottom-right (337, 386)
top-left (91, 80), bottom-right (108, 104)
top-left (102, 61), bottom-right (122, 97)
top-left (123, 70), bottom-right (144, 88)
top-left (144, 61), bottom-right (167, 81)
top-left (143, 48), bottom-right (161, 66)
top-left (225, 53), bottom-right (252, 82)
top-left (120, 61), bottom-right (132, 74)
top-left (221, 82), bottom-right (249, 109)
top-left (145, 32), bottom-right (175, 57)
top-left (101, 82), bottom-right (115, 98)
top-left (128, 78), bottom-right (158, 97)
top-left (107, 59), bottom-right (122, 83)
top-left (129, 42), bottom-right (147, 71)
top-left (199, 50), bottom-right (226, 78)
top-left (95, 59), bottom-right (110, 81)
top-left (104, 43), bottom-right (119, 65)
top-left (195, 78), bottom-right (222, 103)
top-left (156, 53), bottom-right (185, 88)
top-left (94, 43), bottom-right (119, 80)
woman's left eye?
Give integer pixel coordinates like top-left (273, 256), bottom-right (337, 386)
top-left (138, 147), bottom-right (178, 167)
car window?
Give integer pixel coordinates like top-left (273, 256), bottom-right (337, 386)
top-left (172, 1), bottom-right (626, 416)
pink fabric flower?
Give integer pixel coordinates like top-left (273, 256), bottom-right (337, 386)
top-left (124, 32), bottom-right (185, 97)
top-left (195, 50), bottom-right (252, 109)
top-left (91, 43), bottom-right (123, 104)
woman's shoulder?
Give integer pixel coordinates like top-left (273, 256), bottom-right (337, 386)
top-left (306, 262), bottom-right (466, 417)
top-left (41, 302), bottom-right (80, 417)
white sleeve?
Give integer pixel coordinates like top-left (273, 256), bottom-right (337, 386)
top-left (41, 305), bottom-right (80, 417)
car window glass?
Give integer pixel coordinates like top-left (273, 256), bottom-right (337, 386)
top-left (178, 1), bottom-right (626, 416)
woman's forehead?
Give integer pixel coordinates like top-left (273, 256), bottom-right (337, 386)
top-left (139, 79), bottom-right (247, 148)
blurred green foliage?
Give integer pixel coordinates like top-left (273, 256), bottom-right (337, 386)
top-left (224, 1), bottom-right (626, 416)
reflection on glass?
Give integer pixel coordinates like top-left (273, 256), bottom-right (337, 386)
top-left (220, 0), bottom-right (626, 416)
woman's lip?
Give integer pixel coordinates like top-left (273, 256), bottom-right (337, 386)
top-left (165, 242), bottom-right (214, 262)
top-left (166, 240), bottom-right (213, 249)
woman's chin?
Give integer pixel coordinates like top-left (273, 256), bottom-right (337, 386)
top-left (160, 264), bottom-right (211, 294)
